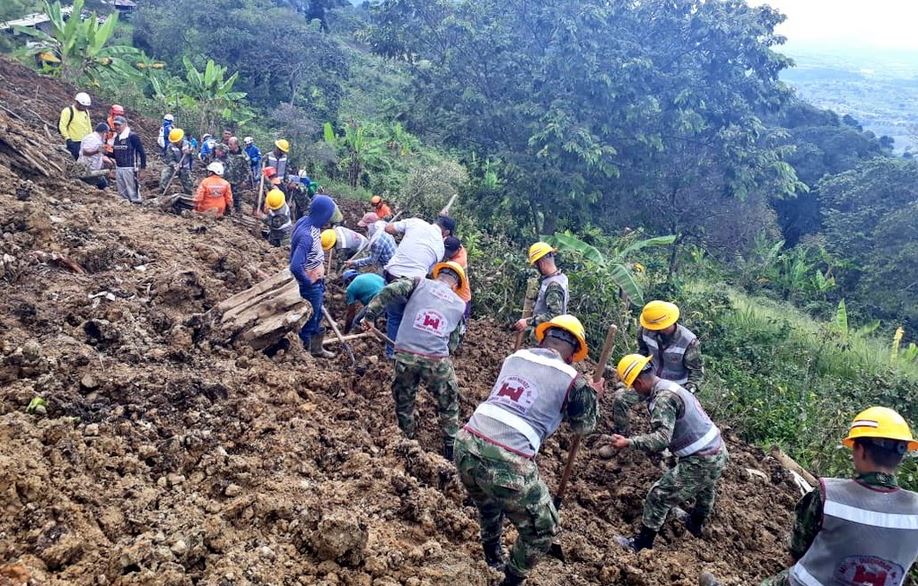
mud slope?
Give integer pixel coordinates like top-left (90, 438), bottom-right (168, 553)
top-left (0, 57), bottom-right (801, 585)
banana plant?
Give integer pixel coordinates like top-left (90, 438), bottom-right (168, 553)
top-left (545, 230), bottom-right (676, 305)
top-left (15, 0), bottom-right (143, 86)
top-left (180, 57), bottom-right (249, 134)
top-left (323, 121), bottom-right (391, 187)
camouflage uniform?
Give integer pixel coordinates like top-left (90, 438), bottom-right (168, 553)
top-left (287, 182), bottom-right (311, 221)
top-left (612, 328), bottom-right (704, 434)
top-left (364, 278), bottom-right (463, 445)
top-left (224, 150), bottom-right (250, 212)
top-left (629, 387), bottom-right (727, 532)
top-left (758, 472), bottom-right (899, 586)
top-left (159, 141), bottom-right (194, 194)
top-left (455, 371), bottom-right (598, 579)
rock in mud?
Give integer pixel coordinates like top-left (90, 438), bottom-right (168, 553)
top-left (310, 512), bottom-right (369, 566)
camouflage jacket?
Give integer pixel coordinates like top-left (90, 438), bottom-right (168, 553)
top-left (637, 326), bottom-right (705, 391)
top-left (563, 374), bottom-right (600, 436)
top-left (531, 280), bottom-right (566, 328)
top-left (629, 385), bottom-right (681, 453)
top-left (788, 472), bottom-right (899, 561)
top-left (365, 277), bottom-right (462, 353)
top-left (224, 151), bottom-right (250, 184)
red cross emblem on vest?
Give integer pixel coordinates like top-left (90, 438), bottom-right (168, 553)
top-left (422, 314), bottom-right (441, 330)
top-left (497, 382), bottom-right (525, 402)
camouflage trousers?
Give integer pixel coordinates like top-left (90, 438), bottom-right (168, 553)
top-left (758, 569), bottom-right (790, 586)
top-left (643, 447), bottom-right (728, 531)
top-left (159, 166), bottom-right (193, 194)
top-left (392, 353), bottom-right (459, 444)
top-left (611, 388), bottom-right (641, 434)
top-left (454, 429), bottom-right (559, 578)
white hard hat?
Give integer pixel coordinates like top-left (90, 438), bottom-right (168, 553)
top-left (243, 136), bottom-right (253, 145)
top-left (206, 161), bottom-right (224, 176)
top-left (74, 92), bottom-right (91, 106)
top-left (163, 113), bottom-right (174, 121)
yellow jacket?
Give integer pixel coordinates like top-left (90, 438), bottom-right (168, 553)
top-left (58, 106), bottom-right (91, 141)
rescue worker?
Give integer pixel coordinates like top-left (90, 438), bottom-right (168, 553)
top-left (159, 128), bottom-right (194, 194)
top-left (224, 137), bottom-right (249, 213)
top-left (612, 300), bottom-right (704, 434)
top-left (359, 261), bottom-right (468, 457)
top-left (243, 136), bottom-right (261, 186)
top-left (436, 215), bottom-right (456, 239)
top-left (456, 315), bottom-right (600, 586)
top-left (345, 213), bottom-right (397, 274)
top-left (104, 104), bottom-right (124, 153)
top-left (321, 226), bottom-right (369, 261)
top-left (342, 271), bottom-right (385, 333)
top-left (760, 406), bottom-right (918, 586)
top-left (262, 188), bottom-right (292, 247)
top-left (381, 217), bottom-right (446, 358)
top-left (287, 170), bottom-right (312, 221)
top-left (157, 113), bottom-right (174, 155)
top-left (212, 143), bottom-right (228, 166)
top-left (608, 354), bottom-right (728, 553)
top-left (193, 162), bottom-right (233, 216)
top-left (512, 243), bottom-right (569, 335)
top-left (110, 116), bottom-right (146, 203)
top-left (443, 236), bottom-right (468, 268)
top-left (199, 133), bottom-right (216, 163)
top-left (370, 195), bottom-right (393, 219)
top-left (75, 122), bottom-right (113, 190)
top-left (59, 92), bottom-right (92, 160)
top-left (290, 195), bottom-right (337, 358)
top-left (265, 139), bottom-right (290, 186)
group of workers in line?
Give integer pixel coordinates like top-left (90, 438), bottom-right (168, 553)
top-left (60, 93), bottom-right (917, 586)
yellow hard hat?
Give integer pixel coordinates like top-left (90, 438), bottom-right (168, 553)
top-left (432, 261), bottom-right (467, 292)
top-left (265, 189), bottom-right (285, 210)
top-left (528, 242), bottom-right (555, 265)
top-left (274, 138), bottom-right (290, 153)
top-left (640, 300), bottom-right (680, 331)
top-left (535, 315), bottom-right (588, 362)
top-left (616, 354), bottom-right (653, 388)
top-left (842, 406), bottom-right (918, 451)
top-left (168, 128), bottom-right (185, 143)
top-left (321, 229), bottom-right (337, 251)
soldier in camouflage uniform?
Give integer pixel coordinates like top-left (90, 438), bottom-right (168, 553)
top-left (612, 300), bottom-right (704, 434)
top-left (159, 128), bottom-right (194, 195)
top-left (456, 315), bottom-right (600, 586)
top-left (223, 137), bottom-right (250, 213)
top-left (360, 261), bottom-right (468, 457)
top-left (512, 242), bottom-right (569, 343)
top-left (609, 354), bottom-right (727, 553)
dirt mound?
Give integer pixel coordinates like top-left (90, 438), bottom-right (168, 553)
top-left (0, 56), bottom-right (800, 585)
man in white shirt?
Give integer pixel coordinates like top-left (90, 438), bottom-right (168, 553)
top-left (76, 122), bottom-right (113, 189)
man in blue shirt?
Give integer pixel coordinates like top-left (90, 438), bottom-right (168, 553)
top-left (243, 136), bottom-right (261, 187)
top-left (290, 195), bottom-right (337, 358)
top-left (342, 271), bottom-right (385, 333)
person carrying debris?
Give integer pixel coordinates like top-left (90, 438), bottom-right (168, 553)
top-left (344, 213), bottom-right (397, 275)
top-left (192, 162), bottom-right (233, 216)
top-left (612, 300), bottom-right (704, 434)
top-left (342, 271), bottom-right (385, 333)
top-left (380, 217), bottom-right (447, 358)
top-left (321, 226), bottom-right (369, 261)
top-left (290, 195), bottom-right (337, 358)
top-left (608, 353), bottom-right (727, 553)
top-left (59, 92), bottom-right (92, 160)
top-left (262, 188), bottom-right (292, 247)
top-left (455, 315), bottom-right (600, 586)
top-left (159, 128), bottom-right (194, 195)
top-left (512, 243), bottom-right (569, 337)
top-left (224, 137), bottom-right (249, 213)
top-left (759, 406), bottom-right (918, 586)
top-left (359, 261), bottom-right (468, 458)
top-left (243, 136), bottom-right (261, 186)
top-left (75, 122), bottom-right (113, 190)
top-left (370, 195), bottom-right (393, 219)
top-left (110, 116), bottom-right (146, 204)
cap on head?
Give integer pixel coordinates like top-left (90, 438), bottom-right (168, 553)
top-left (437, 215), bottom-right (456, 234)
top-left (168, 128), bottom-right (185, 143)
top-left (206, 161), bottom-right (224, 176)
top-left (528, 242), bottom-right (555, 265)
top-left (357, 212), bottom-right (379, 227)
top-left (616, 354), bottom-right (653, 388)
top-left (640, 301), bottom-right (680, 331)
top-left (74, 92), bottom-right (91, 106)
top-left (274, 138), bottom-right (290, 153)
top-left (534, 315), bottom-right (588, 362)
top-left (113, 115), bottom-right (127, 126)
top-left (266, 189), bottom-right (285, 210)
top-left (321, 229), bottom-right (337, 251)
top-left (432, 261), bottom-right (467, 291)
top-left (843, 406), bottom-right (917, 451)
top-left (163, 113), bottom-right (174, 122)
top-left (110, 104), bottom-right (124, 115)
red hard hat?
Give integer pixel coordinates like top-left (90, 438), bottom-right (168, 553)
top-left (111, 104), bottom-right (124, 115)
top-left (262, 166), bottom-right (276, 177)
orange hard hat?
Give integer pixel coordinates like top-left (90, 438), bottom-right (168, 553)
top-left (262, 166), bottom-right (277, 178)
top-left (110, 104), bottom-right (124, 115)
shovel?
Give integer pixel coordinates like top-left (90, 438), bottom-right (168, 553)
top-left (548, 322), bottom-right (618, 561)
top-left (322, 306), bottom-right (355, 367)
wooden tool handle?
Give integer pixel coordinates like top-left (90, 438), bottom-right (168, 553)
top-left (513, 278), bottom-right (540, 351)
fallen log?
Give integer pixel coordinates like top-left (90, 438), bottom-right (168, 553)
top-left (211, 268), bottom-right (311, 350)
top-left (770, 446), bottom-right (817, 493)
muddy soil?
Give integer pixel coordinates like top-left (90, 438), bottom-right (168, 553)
top-left (0, 57), bottom-right (802, 585)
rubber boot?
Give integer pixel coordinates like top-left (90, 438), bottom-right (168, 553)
top-left (615, 525), bottom-right (657, 552)
top-left (442, 439), bottom-right (454, 461)
top-left (500, 569), bottom-right (526, 586)
top-left (482, 539), bottom-right (505, 570)
top-left (309, 327), bottom-right (335, 358)
top-left (685, 507), bottom-right (705, 538)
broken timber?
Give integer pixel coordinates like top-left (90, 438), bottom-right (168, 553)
top-left (212, 269), bottom-right (311, 350)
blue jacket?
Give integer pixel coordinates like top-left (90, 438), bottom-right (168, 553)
top-left (244, 144), bottom-right (261, 167)
top-left (289, 195), bottom-right (335, 287)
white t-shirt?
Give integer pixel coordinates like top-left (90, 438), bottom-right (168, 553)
top-left (384, 218), bottom-right (445, 279)
top-left (78, 132), bottom-right (105, 170)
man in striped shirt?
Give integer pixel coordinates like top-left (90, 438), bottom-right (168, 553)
top-left (290, 195), bottom-right (337, 358)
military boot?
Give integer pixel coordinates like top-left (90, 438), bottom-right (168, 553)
top-left (309, 327), bottom-right (335, 358)
top-left (500, 569), bottom-right (526, 586)
top-left (482, 539), bottom-right (505, 570)
top-left (442, 440), bottom-right (454, 461)
top-left (685, 507), bottom-right (706, 538)
top-left (614, 525), bottom-right (657, 552)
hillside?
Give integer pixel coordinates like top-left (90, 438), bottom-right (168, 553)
top-left (0, 57), bottom-right (807, 585)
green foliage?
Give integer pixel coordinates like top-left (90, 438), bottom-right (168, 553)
top-left (15, 0), bottom-right (144, 86)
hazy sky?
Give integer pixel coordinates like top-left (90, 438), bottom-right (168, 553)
top-left (749, 0), bottom-right (918, 51)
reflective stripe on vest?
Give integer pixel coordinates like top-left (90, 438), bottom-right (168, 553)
top-left (395, 278), bottom-right (465, 357)
top-left (673, 426), bottom-right (720, 457)
top-left (791, 478), bottom-right (918, 586)
top-left (642, 324), bottom-right (696, 385)
top-left (649, 380), bottom-right (721, 457)
top-left (533, 273), bottom-right (569, 317)
top-left (474, 403), bottom-right (543, 453)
